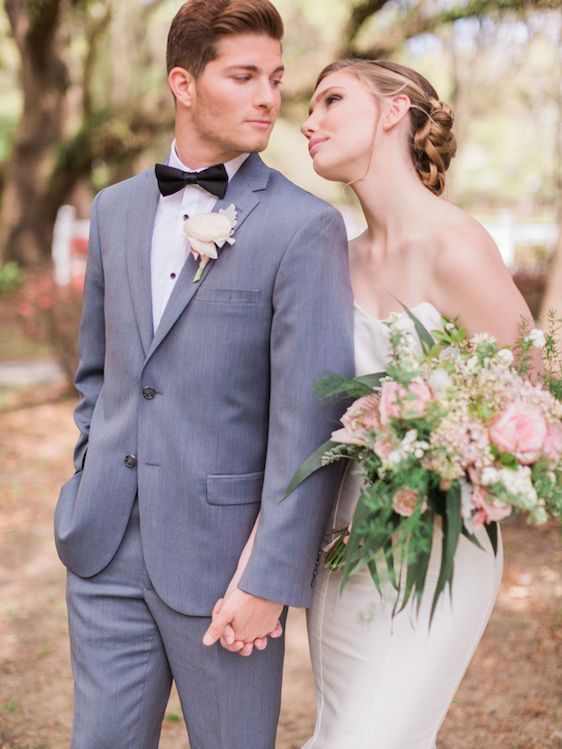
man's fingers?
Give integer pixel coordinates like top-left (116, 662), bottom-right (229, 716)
top-left (254, 636), bottom-right (268, 651)
top-left (212, 598), bottom-right (224, 619)
top-left (270, 620), bottom-right (283, 638)
top-left (203, 612), bottom-right (230, 646)
top-left (220, 636), bottom-right (244, 652)
top-left (222, 623), bottom-right (235, 646)
top-left (239, 643), bottom-right (254, 657)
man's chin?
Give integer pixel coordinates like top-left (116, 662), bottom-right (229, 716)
top-left (235, 133), bottom-right (273, 154)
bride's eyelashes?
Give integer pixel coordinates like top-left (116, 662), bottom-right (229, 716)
top-left (325, 94), bottom-right (342, 107)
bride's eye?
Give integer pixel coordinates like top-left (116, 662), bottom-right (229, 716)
top-left (326, 94), bottom-right (342, 106)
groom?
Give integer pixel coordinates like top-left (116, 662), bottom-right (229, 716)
top-left (54, 0), bottom-right (354, 747)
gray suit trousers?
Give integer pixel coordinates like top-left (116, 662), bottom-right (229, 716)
top-left (67, 501), bottom-right (286, 749)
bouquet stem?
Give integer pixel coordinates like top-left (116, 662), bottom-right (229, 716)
top-left (324, 528), bottom-right (350, 570)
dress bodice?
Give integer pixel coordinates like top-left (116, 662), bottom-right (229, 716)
top-left (353, 301), bottom-right (443, 376)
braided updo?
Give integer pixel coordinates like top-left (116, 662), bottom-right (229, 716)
top-left (316, 59), bottom-right (457, 196)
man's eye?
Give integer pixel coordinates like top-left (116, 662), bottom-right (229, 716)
top-left (272, 79), bottom-right (284, 87)
top-left (233, 75), bottom-right (252, 82)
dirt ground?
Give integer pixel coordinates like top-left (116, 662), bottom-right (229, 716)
top-left (0, 400), bottom-right (560, 749)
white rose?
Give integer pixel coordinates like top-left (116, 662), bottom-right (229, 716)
top-left (183, 204), bottom-right (237, 258)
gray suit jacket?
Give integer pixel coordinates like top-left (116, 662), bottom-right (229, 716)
top-left (54, 153), bottom-right (354, 615)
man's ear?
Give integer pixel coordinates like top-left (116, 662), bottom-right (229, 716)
top-left (168, 67), bottom-right (195, 108)
top-left (381, 94), bottom-right (411, 131)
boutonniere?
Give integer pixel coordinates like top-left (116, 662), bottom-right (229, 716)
top-left (182, 204), bottom-right (238, 283)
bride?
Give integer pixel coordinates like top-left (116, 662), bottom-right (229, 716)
top-left (298, 59), bottom-right (535, 748)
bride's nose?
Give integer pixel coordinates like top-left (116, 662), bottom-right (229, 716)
top-left (300, 115), bottom-right (316, 138)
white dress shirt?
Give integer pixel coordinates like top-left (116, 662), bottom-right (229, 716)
top-left (150, 141), bottom-right (249, 330)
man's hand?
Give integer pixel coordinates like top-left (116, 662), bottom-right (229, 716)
top-left (203, 588), bottom-right (283, 655)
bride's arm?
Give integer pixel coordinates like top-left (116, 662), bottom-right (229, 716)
top-left (224, 514), bottom-right (261, 597)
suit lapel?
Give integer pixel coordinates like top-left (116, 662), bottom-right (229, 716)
top-left (125, 171), bottom-right (159, 356)
top-left (143, 154), bottom-right (270, 366)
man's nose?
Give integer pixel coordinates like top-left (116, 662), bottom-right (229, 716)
top-left (255, 78), bottom-right (277, 109)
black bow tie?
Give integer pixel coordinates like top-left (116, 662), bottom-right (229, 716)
top-left (155, 163), bottom-right (229, 199)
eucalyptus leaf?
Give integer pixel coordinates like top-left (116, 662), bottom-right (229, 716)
top-left (283, 439), bottom-right (337, 499)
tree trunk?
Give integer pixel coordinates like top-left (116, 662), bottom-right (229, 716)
top-left (0, 0), bottom-right (68, 266)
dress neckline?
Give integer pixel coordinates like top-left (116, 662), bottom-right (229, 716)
top-left (353, 300), bottom-right (439, 324)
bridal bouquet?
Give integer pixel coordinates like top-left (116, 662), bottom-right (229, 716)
top-left (287, 310), bottom-right (562, 620)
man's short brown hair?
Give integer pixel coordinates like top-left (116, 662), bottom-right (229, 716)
top-left (167, 0), bottom-right (284, 78)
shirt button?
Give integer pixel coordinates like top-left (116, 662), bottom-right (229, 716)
top-left (143, 387), bottom-right (156, 400)
top-left (124, 454), bottom-right (137, 469)
top-left (170, 272), bottom-right (177, 279)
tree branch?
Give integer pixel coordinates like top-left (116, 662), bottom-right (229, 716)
top-left (343, 0), bottom-right (562, 59)
top-left (344, 0), bottom-right (392, 46)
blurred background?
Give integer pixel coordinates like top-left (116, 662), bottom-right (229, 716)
top-left (0, 1), bottom-right (561, 748)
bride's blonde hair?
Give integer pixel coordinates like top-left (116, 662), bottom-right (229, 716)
top-left (316, 59), bottom-right (457, 196)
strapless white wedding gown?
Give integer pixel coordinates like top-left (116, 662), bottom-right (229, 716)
top-left (303, 302), bottom-right (503, 749)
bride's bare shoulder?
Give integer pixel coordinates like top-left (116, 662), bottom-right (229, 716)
top-left (431, 205), bottom-right (505, 280)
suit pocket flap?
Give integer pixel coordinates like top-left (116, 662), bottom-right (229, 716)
top-left (195, 288), bottom-right (262, 304)
top-left (206, 471), bottom-right (264, 506)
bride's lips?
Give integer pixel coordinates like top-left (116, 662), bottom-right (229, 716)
top-left (308, 137), bottom-right (328, 156)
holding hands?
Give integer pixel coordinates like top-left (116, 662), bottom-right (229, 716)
top-left (202, 515), bottom-right (284, 656)
top-left (203, 588), bottom-right (283, 656)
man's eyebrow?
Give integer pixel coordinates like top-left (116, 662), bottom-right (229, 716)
top-left (225, 64), bottom-right (285, 74)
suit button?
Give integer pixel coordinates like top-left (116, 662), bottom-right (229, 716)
top-left (124, 454), bottom-right (137, 468)
top-left (143, 387), bottom-right (156, 400)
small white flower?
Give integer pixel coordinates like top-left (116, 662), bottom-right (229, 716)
top-left (439, 346), bottom-right (461, 362)
top-left (496, 349), bottom-right (514, 366)
top-left (526, 329), bottom-right (546, 350)
top-left (466, 355), bottom-right (480, 372)
top-left (414, 448), bottom-right (424, 458)
top-left (389, 313), bottom-right (416, 334)
top-left (471, 332), bottom-right (497, 346)
top-left (481, 467), bottom-right (499, 486)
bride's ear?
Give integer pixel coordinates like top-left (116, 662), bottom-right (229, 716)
top-left (382, 94), bottom-right (411, 131)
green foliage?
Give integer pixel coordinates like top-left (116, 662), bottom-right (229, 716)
top-left (0, 261), bottom-right (23, 292)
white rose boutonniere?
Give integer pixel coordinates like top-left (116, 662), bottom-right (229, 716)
top-left (182, 203), bottom-right (238, 283)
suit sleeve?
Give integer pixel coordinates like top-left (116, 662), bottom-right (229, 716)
top-left (238, 206), bottom-right (355, 607)
top-left (72, 192), bottom-right (105, 472)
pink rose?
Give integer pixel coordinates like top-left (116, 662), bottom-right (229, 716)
top-left (330, 427), bottom-right (366, 446)
top-left (379, 380), bottom-right (432, 425)
top-left (331, 394), bottom-right (380, 446)
top-left (489, 403), bottom-right (547, 464)
top-left (471, 485), bottom-right (512, 526)
top-left (392, 487), bottom-right (423, 517)
top-left (374, 438), bottom-right (394, 460)
top-left (543, 421), bottom-right (562, 463)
